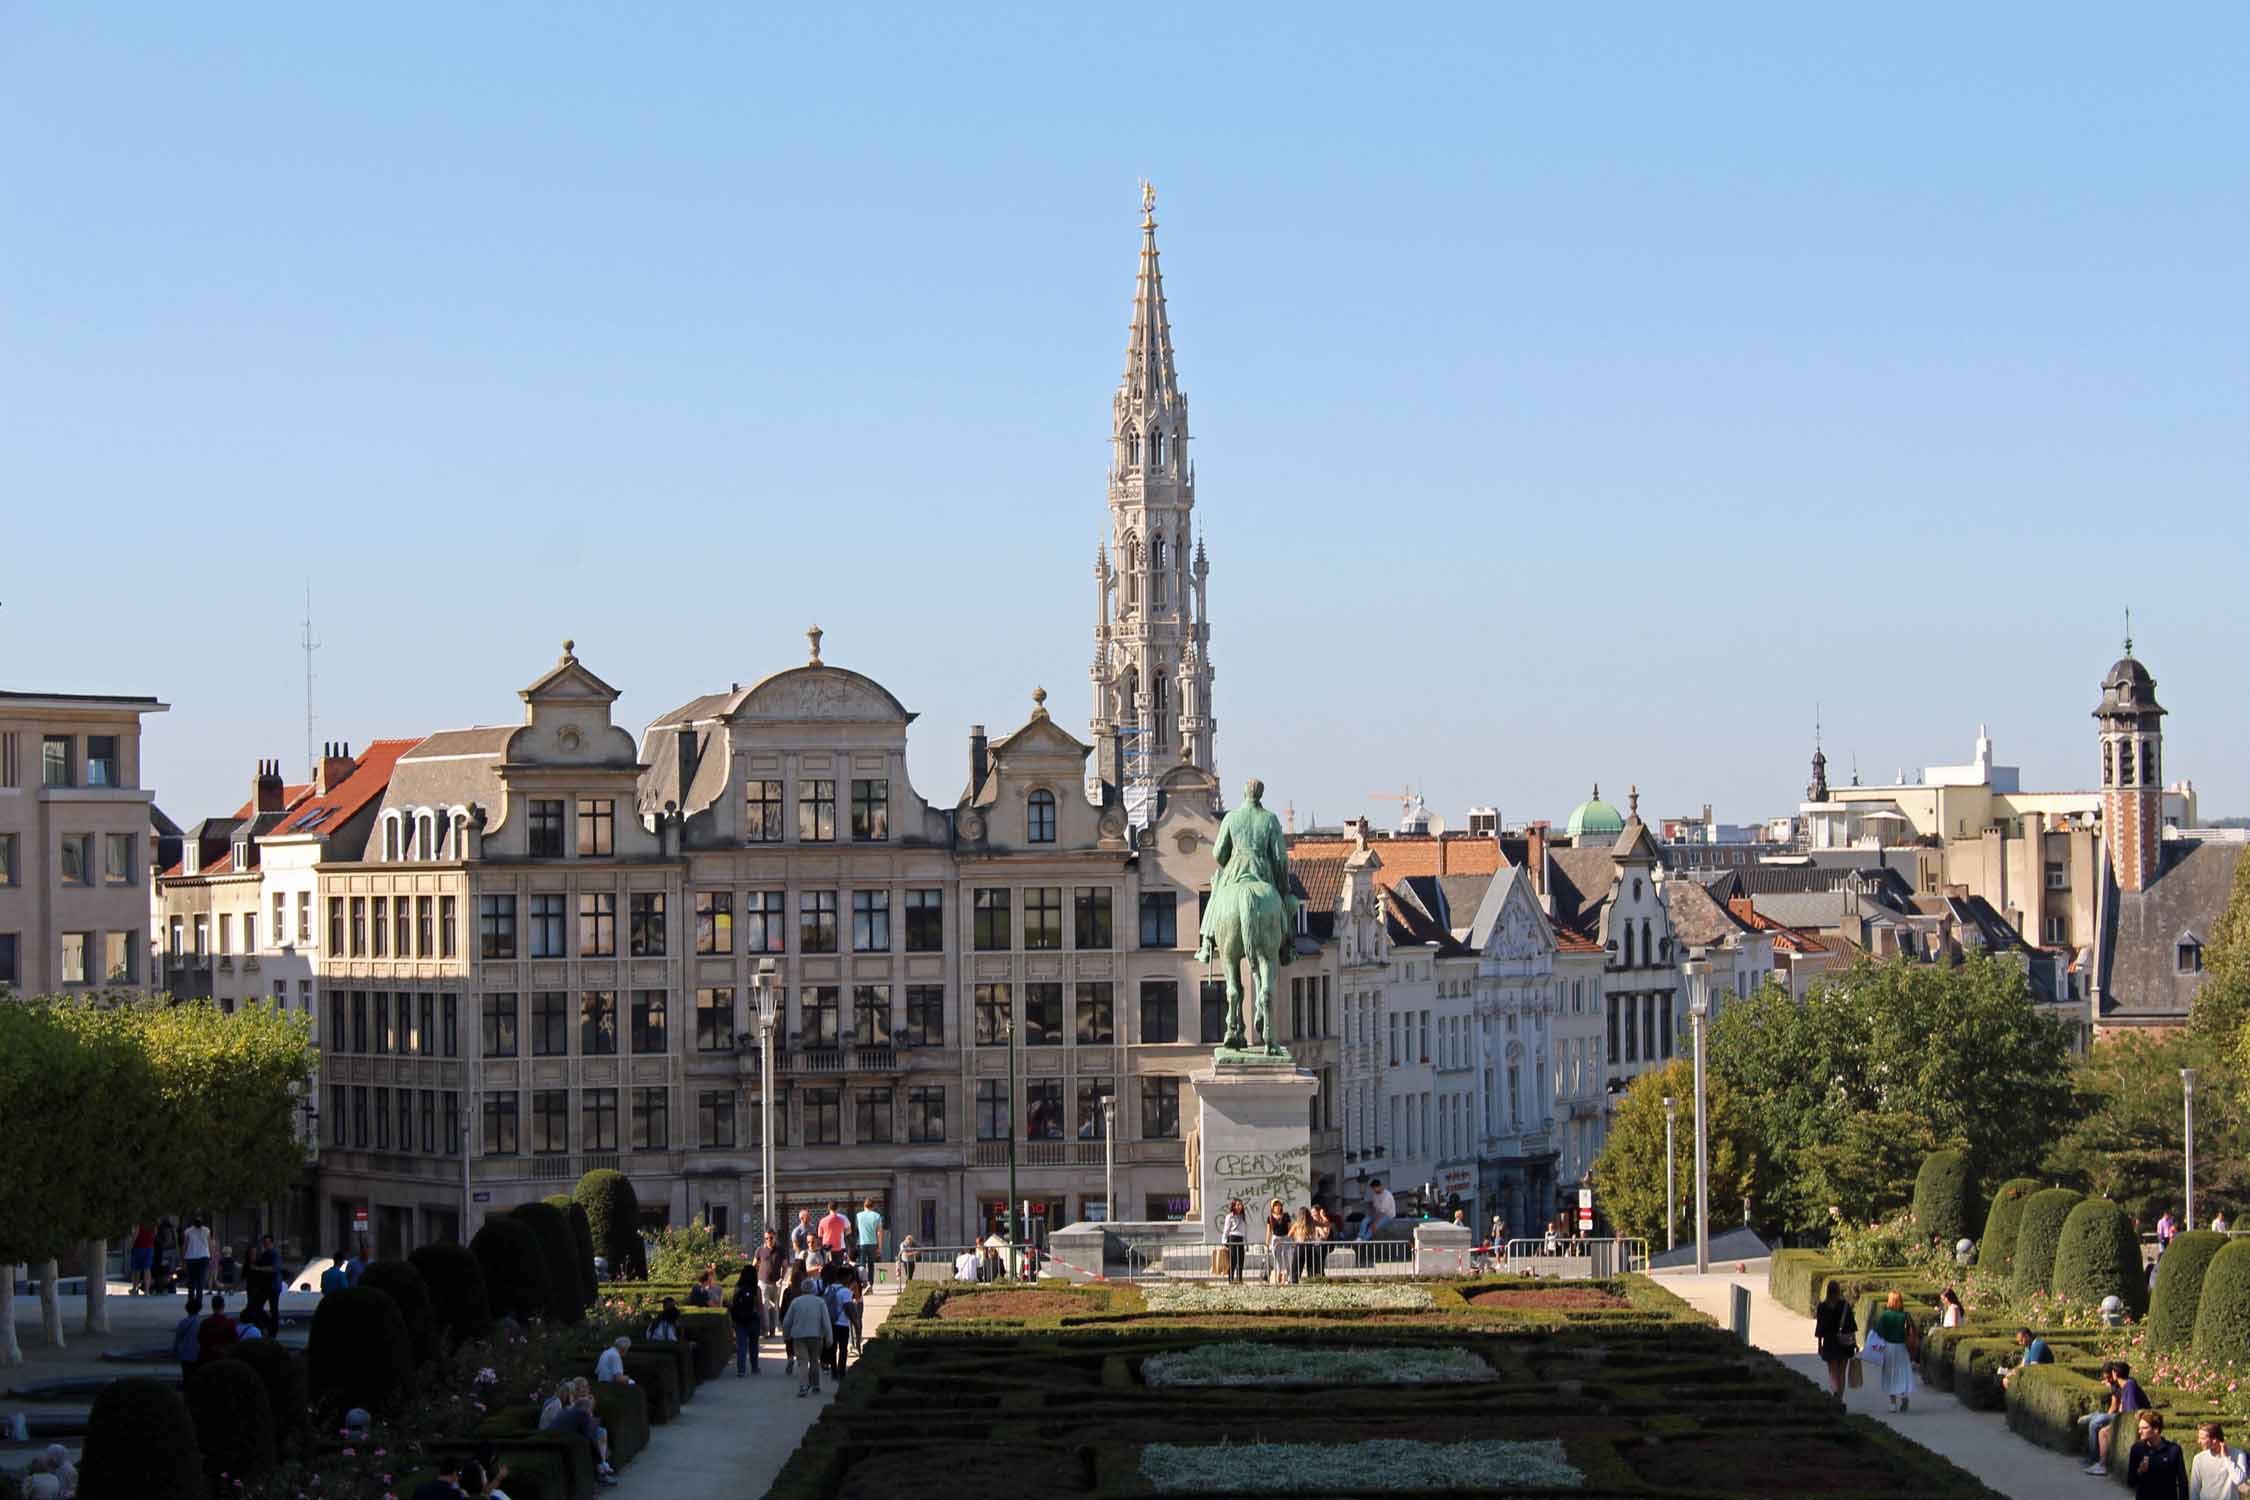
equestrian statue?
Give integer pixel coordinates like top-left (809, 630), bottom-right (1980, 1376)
top-left (1194, 777), bottom-right (1297, 1059)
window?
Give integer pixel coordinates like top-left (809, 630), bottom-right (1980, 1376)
top-left (415, 896), bottom-right (434, 957)
top-left (1025, 1079), bottom-right (1064, 1139)
top-left (351, 992), bottom-right (368, 1052)
top-left (1024, 983), bottom-right (1063, 1046)
top-left (483, 993), bottom-right (519, 1057)
top-left (798, 779), bottom-right (836, 842)
top-left (349, 898), bottom-right (366, 956)
top-left (374, 1086), bottom-right (392, 1149)
top-left (975, 1079), bottom-right (1010, 1140)
top-left (630, 989), bottom-right (668, 1053)
top-left (904, 889), bottom-right (944, 951)
top-left (799, 890), bottom-right (838, 953)
top-left (0, 833), bottom-right (15, 886)
top-left (531, 1089), bottom-right (568, 1154)
top-left (749, 1087), bottom-right (788, 1148)
top-left (904, 986), bottom-right (945, 1046)
top-left (629, 893), bottom-right (667, 956)
top-left (856, 1087), bottom-right (893, 1143)
top-left (854, 984), bottom-right (892, 1045)
top-left (392, 897), bottom-right (410, 957)
top-left (850, 779), bottom-right (889, 842)
top-left (420, 1090), bottom-right (437, 1154)
top-left (2046, 862), bottom-right (2068, 891)
top-left (631, 1087), bottom-right (668, 1151)
top-left (330, 897), bottom-right (347, 953)
top-left (59, 932), bottom-right (89, 984)
top-left (0, 933), bottom-right (16, 987)
top-left (440, 896), bottom-right (457, 958)
top-left (697, 1089), bottom-right (736, 1149)
top-left (1077, 1076), bottom-right (1114, 1138)
top-left (578, 892), bottom-right (617, 956)
top-left (219, 914), bottom-right (234, 956)
top-left (1139, 891), bottom-right (1178, 948)
top-left (1606, 995), bottom-right (1620, 1065)
top-left (525, 894), bottom-right (563, 957)
top-left (528, 799), bottom-right (565, 856)
top-left (851, 889), bottom-right (891, 953)
top-left (696, 988), bottom-right (735, 1051)
top-left (41, 735), bottom-right (71, 787)
top-left (908, 1085), bottom-right (945, 1143)
top-left (1200, 980), bottom-right (1228, 1044)
top-left (104, 931), bottom-right (133, 983)
top-left (0, 733), bottom-right (12, 789)
top-left (974, 983), bottom-right (1011, 1046)
top-left (1141, 1076), bottom-right (1180, 1138)
top-left (581, 1088), bottom-right (619, 1152)
top-left (576, 798), bottom-right (615, 856)
top-left (104, 834), bottom-right (135, 885)
top-left (1074, 887), bottom-right (1113, 949)
top-left (2180, 941), bottom-right (2206, 975)
top-left (1076, 981), bottom-right (1115, 1044)
top-left (2044, 915), bottom-right (2068, 945)
top-left (418, 993), bottom-right (436, 1055)
top-left (1025, 887), bottom-right (1063, 950)
top-left (1140, 981), bottom-right (1179, 1044)
top-left (351, 1085), bottom-right (369, 1147)
top-left (744, 780), bottom-right (784, 842)
top-left (59, 834), bottom-right (91, 886)
top-left (743, 890), bottom-right (786, 953)
top-left (802, 985), bottom-right (841, 1047)
top-left (804, 1086), bottom-right (841, 1145)
top-left (1027, 789), bottom-right (1057, 843)
top-left (695, 891), bottom-right (733, 954)
top-left (581, 991), bottom-right (618, 1055)
top-left (973, 889), bottom-right (1012, 950)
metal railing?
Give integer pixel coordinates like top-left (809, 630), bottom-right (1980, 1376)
top-left (1504, 1236), bottom-right (1648, 1276)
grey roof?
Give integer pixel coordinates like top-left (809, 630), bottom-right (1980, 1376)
top-left (1747, 890), bottom-right (1857, 932)
top-left (2099, 839), bottom-right (2247, 1024)
top-left (1465, 865), bottom-right (1529, 951)
top-left (403, 726), bottom-right (515, 759)
top-left (1435, 873), bottom-right (1495, 935)
top-left (1546, 847), bottom-right (1619, 932)
top-left (1665, 878), bottom-right (1754, 949)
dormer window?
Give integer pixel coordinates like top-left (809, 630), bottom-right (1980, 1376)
top-left (2179, 940), bottom-right (2205, 975)
top-left (232, 841), bottom-right (250, 869)
top-left (1027, 789), bottom-right (1057, 844)
top-left (382, 816), bottom-right (401, 862)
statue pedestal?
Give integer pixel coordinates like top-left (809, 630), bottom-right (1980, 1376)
top-left (1194, 1063), bottom-right (1317, 1238)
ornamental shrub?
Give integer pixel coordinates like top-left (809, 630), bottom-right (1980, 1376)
top-left (186, 1352), bottom-right (278, 1485)
top-left (2150, 1230), bottom-right (2228, 1351)
top-left (568, 1201), bottom-right (600, 1306)
top-left (1977, 1177), bottom-right (2044, 1272)
top-left (2012, 1188), bottom-right (2084, 1295)
top-left (224, 1338), bottom-right (312, 1456)
top-left (307, 1284), bottom-right (415, 1412)
top-left (409, 1240), bottom-right (492, 1344)
top-left (576, 1168), bottom-right (646, 1279)
top-left (2052, 1197), bottom-right (2147, 1316)
top-left (473, 1214), bottom-right (551, 1325)
top-left (1911, 1150), bottom-right (1979, 1253)
top-left (356, 1257), bottom-right (441, 1364)
top-left (2191, 1237), bottom-right (2250, 1370)
top-left (76, 1377), bottom-right (201, 1500)
top-left (511, 1200), bottom-right (585, 1323)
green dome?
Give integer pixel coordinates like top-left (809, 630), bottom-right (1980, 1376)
top-left (1565, 784), bottom-right (1624, 839)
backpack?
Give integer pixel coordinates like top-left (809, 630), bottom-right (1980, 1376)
top-left (173, 1316), bottom-right (201, 1363)
top-left (730, 1286), bottom-right (760, 1329)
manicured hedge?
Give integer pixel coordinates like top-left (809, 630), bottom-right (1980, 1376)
top-left (567, 1201), bottom-right (600, 1307)
top-left (2052, 1197), bottom-right (2147, 1316)
top-left (1977, 1178), bottom-right (2043, 1273)
top-left (1913, 1150), bottom-right (1980, 1252)
top-left (2012, 1188), bottom-right (2084, 1295)
top-left (474, 1214), bottom-right (551, 1325)
top-left (2192, 1237), bottom-right (2250, 1370)
top-left (594, 1380), bottom-right (652, 1465)
top-left (2150, 1230), bottom-right (2228, 1351)
top-left (575, 1168), bottom-right (646, 1279)
top-left (356, 1258), bottom-right (442, 1364)
top-left (224, 1338), bottom-right (311, 1456)
top-left (1768, 1249), bottom-right (1835, 1315)
top-left (675, 1308), bottom-right (733, 1382)
top-left (633, 1335), bottom-right (697, 1400)
top-left (186, 1354), bottom-right (278, 1485)
top-left (616, 1349), bottom-right (684, 1423)
top-left (1951, 1335), bottom-right (2023, 1410)
top-left (410, 1240), bottom-right (493, 1345)
top-left (77, 1377), bottom-right (202, 1500)
top-left (2005, 1362), bottom-right (2111, 1454)
top-left (513, 1201), bottom-right (587, 1324)
top-left (431, 1433), bottom-right (594, 1500)
top-left (307, 1284), bottom-right (415, 1411)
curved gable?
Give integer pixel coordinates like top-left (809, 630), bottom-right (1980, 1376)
top-left (734, 666), bottom-right (914, 725)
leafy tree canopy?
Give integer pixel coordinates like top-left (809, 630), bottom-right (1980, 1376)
top-left (2048, 1029), bottom-right (2250, 1225)
top-left (1588, 1058), bottom-right (1765, 1246)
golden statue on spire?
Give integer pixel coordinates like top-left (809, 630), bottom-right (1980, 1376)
top-left (1139, 177), bottom-right (1156, 225)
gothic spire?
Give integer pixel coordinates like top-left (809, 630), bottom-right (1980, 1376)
top-left (1122, 179), bottom-right (1181, 405)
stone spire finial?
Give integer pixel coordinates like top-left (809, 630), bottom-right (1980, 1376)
top-left (561, 639), bottom-right (575, 661)
top-left (807, 625), bottom-right (823, 665)
top-left (2124, 606), bottom-right (2134, 657)
top-left (1032, 686), bottom-right (1049, 718)
top-left (1628, 784), bottom-right (1640, 816)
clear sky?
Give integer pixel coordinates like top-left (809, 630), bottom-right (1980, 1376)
top-left (6, 5), bottom-right (2245, 830)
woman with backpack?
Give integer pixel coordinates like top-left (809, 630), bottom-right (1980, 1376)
top-left (727, 1270), bottom-right (763, 1376)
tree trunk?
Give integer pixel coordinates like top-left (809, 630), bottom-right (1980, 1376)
top-left (83, 1238), bottom-right (110, 1333)
top-left (1, 1265), bottom-right (22, 1366)
top-left (37, 1259), bottom-right (64, 1349)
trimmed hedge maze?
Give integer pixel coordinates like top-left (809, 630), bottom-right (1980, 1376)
top-left (767, 1278), bottom-right (2007, 1499)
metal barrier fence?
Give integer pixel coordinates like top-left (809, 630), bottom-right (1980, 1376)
top-left (1504, 1237), bottom-right (1650, 1277)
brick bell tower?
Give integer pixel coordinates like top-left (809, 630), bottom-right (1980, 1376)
top-left (2094, 622), bottom-right (2167, 893)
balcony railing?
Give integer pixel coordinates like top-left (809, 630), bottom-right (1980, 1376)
top-left (770, 1043), bottom-right (905, 1074)
top-left (971, 1140), bottom-right (1108, 1168)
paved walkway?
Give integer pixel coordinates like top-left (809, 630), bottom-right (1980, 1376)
top-left (1653, 1265), bottom-right (2094, 1500)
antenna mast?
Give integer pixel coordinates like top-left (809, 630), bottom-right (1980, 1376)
top-left (301, 585), bottom-right (322, 779)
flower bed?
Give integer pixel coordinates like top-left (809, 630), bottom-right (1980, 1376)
top-left (1139, 1437), bottom-right (1582, 1492)
top-left (936, 1290), bottom-right (1097, 1321)
top-left (1141, 1342), bottom-right (1495, 1387)
top-left (1469, 1288), bottom-right (1631, 1312)
top-left (1141, 1282), bottom-right (1434, 1314)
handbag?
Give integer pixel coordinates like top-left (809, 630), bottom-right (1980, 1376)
top-left (1211, 1246), bottom-right (1229, 1275)
top-left (1847, 1357), bottom-right (1864, 1389)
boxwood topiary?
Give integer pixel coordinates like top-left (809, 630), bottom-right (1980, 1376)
top-left (409, 1240), bottom-right (492, 1345)
top-left (77, 1377), bottom-right (202, 1500)
top-left (224, 1338), bottom-right (311, 1457)
top-left (2151, 1230), bottom-right (2228, 1351)
top-left (186, 1351), bottom-right (278, 1484)
top-left (2052, 1198), bottom-right (2147, 1316)
top-left (2192, 1237), bottom-right (2250, 1370)
top-left (1911, 1150), bottom-right (1980, 1253)
top-left (568, 1200), bottom-right (600, 1306)
top-left (511, 1200), bottom-right (585, 1323)
top-left (576, 1168), bottom-right (646, 1279)
top-left (473, 1214), bottom-right (552, 1325)
top-left (356, 1258), bottom-right (441, 1365)
top-left (1977, 1177), bottom-right (2044, 1272)
top-left (307, 1284), bottom-right (415, 1411)
top-left (2012, 1188), bottom-right (2084, 1295)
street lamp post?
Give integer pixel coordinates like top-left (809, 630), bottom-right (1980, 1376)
top-left (754, 958), bottom-right (779, 1238)
top-left (1102, 1093), bottom-right (1118, 1227)
top-left (2183, 1067), bottom-right (2200, 1231)
top-left (1006, 1007), bottom-right (1020, 1272)
top-left (1685, 958), bottom-right (1712, 1275)
top-left (1662, 1096), bottom-right (1677, 1253)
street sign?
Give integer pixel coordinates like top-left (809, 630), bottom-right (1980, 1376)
top-left (1577, 1187), bottom-right (1593, 1231)
top-left (352, 1209), bottom-right (369, 1233)
top-left (471, 1191), bottom-right (491, 1204)
top-left (1577, 1188), bottom-right (1593, 1209)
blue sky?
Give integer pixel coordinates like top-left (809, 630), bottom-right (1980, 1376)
top-left (6, 4), bottom-right (2245, 829)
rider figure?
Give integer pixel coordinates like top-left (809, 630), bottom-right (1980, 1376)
top-left (1195, 779), bottom-right (1295, 1050)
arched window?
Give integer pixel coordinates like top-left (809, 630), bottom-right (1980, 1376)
top-left (1152, 428), bottom-right (1167, 466)
top-left (381, 814), bottom-right (401, 862)
top-left (2119, 740), bottom-right (2136, 786)
top-left (2145, 742), bottom-right (2159, 786)
top-left (1123, 425), bottom-right (1138, 466)
top-left (1640, 919), bottom-right (1653, 967)
top-left (414, 812), bottom-right (436, 862)
top-left (1622, 924), bottom-right (1634, 968)
top-left (1027, 789), bottom-right (1057, 844)
top-left (1153, 676), bottom-right (1170, 747)
top-left (1153, 536), bottom-right (1167, 570)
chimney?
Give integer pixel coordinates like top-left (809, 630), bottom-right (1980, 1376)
top-left (253, 758), bottom-right (285, 814)
top-left (316, 742), bottom-right (355, 796)
top-left (968, 725), bottom-right (988, 798)
top-left (1526, 824), bottom-right (1548, 898)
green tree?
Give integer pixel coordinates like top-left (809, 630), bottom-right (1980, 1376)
top-left (2193, 847), bottom-right (2250, 1041)
top-left (2047, 1031), bottom-right (2250, 1223)
top-left (126, 997), bottom-right (316, 1214)
top-left (1588, 1059), bottom-right (1764, 1245)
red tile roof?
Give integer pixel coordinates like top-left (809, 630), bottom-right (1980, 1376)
top-left (1728, 896), bottom-right (1829, 954)
top-left (269, 738), bottom-right (424, 838)
top-left (1291, 855), bottom-right (1348, 915)
top-left (1551, 921), bottom-right (1603, 954)
top-left (1287, 833), bottom-right (1501, 888)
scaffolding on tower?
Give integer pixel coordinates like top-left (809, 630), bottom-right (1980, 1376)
top-left (1119, 722), bottom-right (1158, 830)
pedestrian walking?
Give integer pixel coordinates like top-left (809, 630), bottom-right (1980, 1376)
top-left (1813, 1280), bottom-right (1859, 1401)
top-left (1221, 1199), bottom-right (1248, 1283)
top-left (821, 1267), bottom-right (855, 1379)
top-left (180, 1216), bottom-right (213, 1296)
top-left (245, 1233), bottom-right (282, 1332)
top-left (2189, 1421), bottom-right (2247, 1500)
top-left (2157, 1208), bottom-right (2179, 1250)
top-left (788, 1208), bottom-right (816, 1267)
top-left (727, 1270), bottom-right (762, 1376)
top-left (1864, 1290), bottom-right (1916, 1412)
top-left (173, 1292), bottom-right (205, 1385)
top-left (2128, 1411), bottom-right (2188, 1500)
top-left (2215, 1211), bottom-right (2233, 1235)
top-left (128, 1223), bottom-right (156, 1295)
top-left (817, 1202), bottom-right (851, 1264)
top-left (854, 1198), bottom-right (885, 1286)
top-left (196, 1292), bottom-right (240, 1363)
top-left (781, 1278), bottom-right (833, 1397)
top-left (154, 1217), bottom-right (179, 1294)
top-left (754, 1229), bottom-right (789, 1340)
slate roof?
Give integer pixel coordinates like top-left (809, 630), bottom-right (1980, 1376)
top-left (1664, 877), bottom-right (1756, 950)
top-left (1726, 897), bottom-right (1829, 954)
top-left (2098, 838), bottom-right (2248, 1025)
top-left (1384, 879), bottom-right (1465, 953)
top-left (1545, 847), bottom-right (1620, 933)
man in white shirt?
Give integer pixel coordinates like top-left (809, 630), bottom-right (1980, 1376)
top-left (594, 1336), bottom-right (634, 1384)
top-left (953, 1248), bottom-right (982, 1282)
top-left (1360, 1179), bottom-right (1397, 1240)
top-left (180, 1219), bottom-right (213, 1295)
top-left (2190, 1420), bottom-right (2248, 1500)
